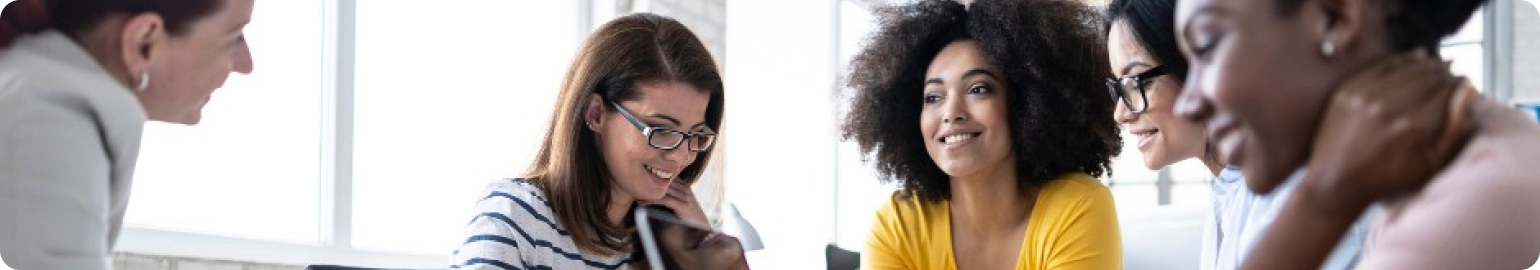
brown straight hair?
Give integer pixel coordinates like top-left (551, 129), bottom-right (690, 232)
top-left (0, 0), bottom-right (222, 47)
top-left (525, 12), bottom-right (724, 256)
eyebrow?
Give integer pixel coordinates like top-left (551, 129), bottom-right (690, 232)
top-left (925, 68), bottom-right (999, 85)
top-left (645, 114), bottom-right (709, 129)
top-left (1120, 61), bottom-right (1154, 76)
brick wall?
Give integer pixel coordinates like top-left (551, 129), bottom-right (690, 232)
top-left (1512, 0), bottom-right (1539, 101)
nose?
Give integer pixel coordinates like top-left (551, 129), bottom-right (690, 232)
top-left (940, 93), bottom-right (968, 124)
top-left (1173, 75), bottom-right (1212, 122)
top-left (1114, 99), bottom-right (1137, 125)
top-left (232, 39), bottom-right (253, 74)
top-left (662, 143), bottom-right (697, 167)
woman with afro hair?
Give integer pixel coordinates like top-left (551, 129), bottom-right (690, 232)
top-left (842, 0), bottom-right (1122, 269)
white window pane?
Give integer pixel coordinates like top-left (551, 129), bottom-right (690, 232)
top-left (725, 1), bottom-right (837, 268)
top-left (351, 0), bottom-right (580, 255)
top-left (1443, 43), bottom-right (1485, 91)
top-left (127, 1), bottom-right (326, 244)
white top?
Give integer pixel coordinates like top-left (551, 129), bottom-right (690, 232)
top-left (0, 31), bottom-right (148, 269)
top-left (1199, 167), bottom-right (1370, 270)
top-left (451, 179), bottom-right (634, 270)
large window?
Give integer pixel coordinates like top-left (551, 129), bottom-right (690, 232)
top-left (349, 0), bottom-right (581, 255)
top-left (128, 0), bottom-right (326, 245)
top-left (116, 1), bottom-right (585, 267)
top-left (1442, 8), bottom-right (1487, 92)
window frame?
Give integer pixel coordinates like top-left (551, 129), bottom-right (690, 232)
top-left (113, 0), bottom-right (589, 267)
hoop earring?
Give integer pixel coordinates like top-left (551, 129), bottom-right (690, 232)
top-left (136, 70), bottom-right (150, 92)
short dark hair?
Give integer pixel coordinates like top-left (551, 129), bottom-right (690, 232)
top-left (1106, 0), bottom-right (1188, 83)
top-left (842, 0), bottom-right (1120, 203)
top-left (1275, 0), bottom-right (1489, 56)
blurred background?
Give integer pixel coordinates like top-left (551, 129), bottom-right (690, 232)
top-left (1, 0), bottom-right (1532, 269)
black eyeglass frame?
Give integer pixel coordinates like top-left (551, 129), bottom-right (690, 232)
top-left (1106, 66), bottom-right (1168, 114)
top-left (608, 100), bottom-right (718, 152)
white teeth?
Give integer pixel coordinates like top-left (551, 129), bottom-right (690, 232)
top-left (942, 133), bottom-right (976, 144)
top-left (647, 166), bottom-right (674, 179)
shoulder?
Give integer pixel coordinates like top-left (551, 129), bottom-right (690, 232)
top-left (1038, 173), bottom-right (1115, 205)
top-left (1, 33), bottom-right (144, 129)
top-left (1357, 98), bottom-right (1540, 269)
top-left (1425, 97), bottom-right (1540, 202)
top-left (1024, 174), bottom-right (1124, 269)
top-left (870, 192), bottom-right (948, 247)
top-left (866, 192), bottom-right (947, 268)
top-left (471, 179), bottom-right (556, 222)
top-left (873, 192), bottom-right (945, 230)
top-left (1031, 173), bottom-right (1120, 233)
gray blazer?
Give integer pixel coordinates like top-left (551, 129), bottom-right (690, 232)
top-left (0, 30), bottom-right (147, 270)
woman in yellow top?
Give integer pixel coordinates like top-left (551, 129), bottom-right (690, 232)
top-left (841, 0), bottom-right (1122, 269)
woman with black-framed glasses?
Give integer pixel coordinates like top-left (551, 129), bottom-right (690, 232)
top-left (450, 13), bottom-right (746, 270)
top-left (1106, 0), bottom-right (1374, 269)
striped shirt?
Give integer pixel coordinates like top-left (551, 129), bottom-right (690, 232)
top-left (451, 179), bottom-right (633, 270)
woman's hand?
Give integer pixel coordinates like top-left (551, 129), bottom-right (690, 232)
top-left (642, 180), bottom-right (713, 228)
top-left (1240, 52), bottom-right (1476, 270)
top-left (1302, 52), bottom-right (1475, 208)
top-left (657, 225), bottom-right (750, 270)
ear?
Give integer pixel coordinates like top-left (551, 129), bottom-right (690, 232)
top-left (118, 13), bottom-right (166, 82)
top-left (1313, 0), bottom-right (1367, 57)
top-left (585, 92), bottom-right (605, 132)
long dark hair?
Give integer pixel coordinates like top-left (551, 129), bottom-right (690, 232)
top-left (1, 0), bottom-right (222, 47)
top-left (526, 12), bottom-right (724, 256)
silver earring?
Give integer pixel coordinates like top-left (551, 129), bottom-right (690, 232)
top-left (136, 70), bottom-right (150, 92)
top-left (1320, 33), bottom-right (1336, 57)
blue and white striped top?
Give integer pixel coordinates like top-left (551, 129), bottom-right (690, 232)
top-left (451, 179), bottom-right (634, 270)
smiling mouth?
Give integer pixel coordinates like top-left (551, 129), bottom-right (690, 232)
top-left (937, 132), bottom-right (981, 148)
top-left (1133, 129), bottom-right (1160, 149)
top-left (644, 164), bottom-right (675, 180)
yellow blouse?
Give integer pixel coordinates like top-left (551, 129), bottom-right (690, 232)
top-left (864, 173), bottom-right (1123, 270)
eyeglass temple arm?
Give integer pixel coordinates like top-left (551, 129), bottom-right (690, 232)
top-left (608, 101), bottom-right (650, 131)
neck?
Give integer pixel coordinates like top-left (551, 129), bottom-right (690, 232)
top-left (1201, 152), bottom-right (1224, 176)
top-left (948, 158), bottom-right (1036, 233)
top-left (606, 187), bottom-right (633, 227)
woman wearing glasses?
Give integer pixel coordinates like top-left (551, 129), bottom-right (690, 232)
top-left (1102, 0), bottom-right (1368, 269)
top-left (845, 0), bottom-right (1123, 269)
top-left (450, 13), bottom-right (745, 269)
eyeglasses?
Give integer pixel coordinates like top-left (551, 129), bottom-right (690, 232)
top-left (1106, 66), bottom-right (1167, 114)
top-left (609, 101), bottom-right (717, 152)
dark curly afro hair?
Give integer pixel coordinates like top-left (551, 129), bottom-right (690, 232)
top-left (842, 0), bottom-right (1120, 203)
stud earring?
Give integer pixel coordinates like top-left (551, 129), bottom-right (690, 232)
top-left (136, 70), bottom-right (150, 92)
